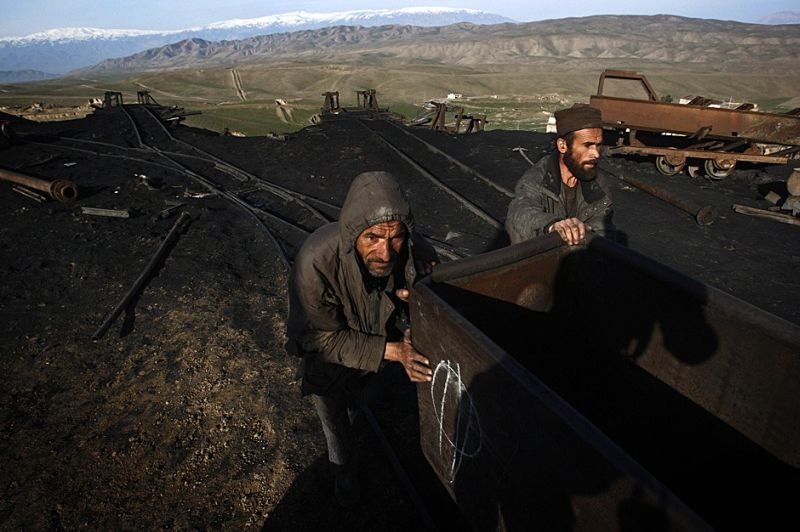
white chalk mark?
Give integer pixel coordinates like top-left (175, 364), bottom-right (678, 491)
top-left (430, 360), bottom-right (482, 483)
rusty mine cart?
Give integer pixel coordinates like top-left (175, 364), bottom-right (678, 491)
top-left (589, 70), bottom-right (800, 179)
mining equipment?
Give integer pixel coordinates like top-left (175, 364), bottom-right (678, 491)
top-left (412, 234), bottom-right (799, 531)
top-left (409, 101), bottom-right (486, 134)
top-left (135, 90), bottom-right (200, 124)
top-left (589, 70), bottom-right (800, 178)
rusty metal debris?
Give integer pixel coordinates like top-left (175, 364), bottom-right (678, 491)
top-left (11, 185), bottom-right (46, 203)
top-left (92, 211), bottom-right (192, 341)
top-left (590, 70), bottom-right (800, 178)
top-left (733, 203), bottom-right (800, 226)
top-left (0, 166), bottom-right (78, 202)
top-left (603, 165), bottom-right (718, 225)
top-left (80, 207), bottom-right (131, 218)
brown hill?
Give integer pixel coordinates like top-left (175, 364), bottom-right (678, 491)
top-left (84, 15), bottom-right (800, 73)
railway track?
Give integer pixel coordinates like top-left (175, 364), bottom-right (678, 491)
top-left (357, 118), bottom-right (512, 252)
top-left (21, 109), bottom-right (470, 262)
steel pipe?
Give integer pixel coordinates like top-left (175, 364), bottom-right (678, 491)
top-left (603, 166), bottom-right (718, 225)
top-left (0, 166), bottom-right (78, 202)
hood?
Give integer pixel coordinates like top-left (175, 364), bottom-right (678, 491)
top-left (339, 171), bottom-right (414, 253)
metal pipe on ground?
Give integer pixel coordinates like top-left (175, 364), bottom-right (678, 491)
top-left (0, 166), bottom-right (78, 202)
top-left (602, 165), bottom-right (718, 225)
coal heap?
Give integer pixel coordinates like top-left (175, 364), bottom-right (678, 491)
top-left (0, 105), bottom-right (797, 529)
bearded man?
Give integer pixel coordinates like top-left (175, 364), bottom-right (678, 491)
top-left (506, 105), bottom-right (615, 245)
top-left (286, 171), bottom-right (437, 506)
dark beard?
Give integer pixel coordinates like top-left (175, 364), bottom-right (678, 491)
top-left (564, 148), bottom-right (598, 182)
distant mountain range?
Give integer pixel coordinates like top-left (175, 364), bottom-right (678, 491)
top-left (758, 11), bottom-right (800, 24)
top-left (83, 15), bottom-right (800, 74)
top-left (0, 7), bottom-right (511, 74)
top-left (0, 70), bottom-right (58, 83)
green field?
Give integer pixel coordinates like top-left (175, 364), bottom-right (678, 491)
top-left (2, 60), bottom-right (798, 137)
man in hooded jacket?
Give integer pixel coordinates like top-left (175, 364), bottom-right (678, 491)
top-left (286, 171), bottom-right (437, 506)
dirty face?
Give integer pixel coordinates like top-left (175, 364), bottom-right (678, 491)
top-left (356, 220), bottom-right (407, 278)
top-left (559, 128), bottom-right (603, 182)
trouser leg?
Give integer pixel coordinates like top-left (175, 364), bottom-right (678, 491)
top-left (311, 392), bottom-right (354, 468)
top-left (310, 370), bottom-right (385, 468)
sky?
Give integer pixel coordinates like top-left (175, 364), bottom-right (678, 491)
top-left (0, 0), bottom-right (797, 37)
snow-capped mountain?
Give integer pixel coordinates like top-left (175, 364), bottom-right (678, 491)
top-left (1, 27), bottom-right (167, 44)
top-left (0, 7), bottom-right (513, 75)
top-left (757, 11), bottom-right (800, 24)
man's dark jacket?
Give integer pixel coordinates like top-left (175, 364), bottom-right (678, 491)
top-left (506, 151), bottom-right (614, 244)
top-left (286, 171), bottom-right (435, 396)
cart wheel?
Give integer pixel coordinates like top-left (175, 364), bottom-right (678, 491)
top-left (704, 159), bottom-right (735, 180)
top-left (655, 155), bottom-right (685, 176)
top-left (686, 164), bottom-right (701, 178)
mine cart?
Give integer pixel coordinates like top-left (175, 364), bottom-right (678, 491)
top-left (589, 70), bottom-right (800, 178)
top-left (410, 233), bottom-right (799, 531)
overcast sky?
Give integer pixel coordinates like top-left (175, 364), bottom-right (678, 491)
top-left (1, 0), bottom-right (797, 37)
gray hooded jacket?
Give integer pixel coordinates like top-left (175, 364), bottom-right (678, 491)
top-left (286, 171), bottom-right (435, 395)
top-left (506, 151), bottom-right (614, 244)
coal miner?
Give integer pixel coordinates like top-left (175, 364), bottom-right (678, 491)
top-left (506, 104), bottom-right (614, 245)
top-left (285, 171), bottom-right (437, 506)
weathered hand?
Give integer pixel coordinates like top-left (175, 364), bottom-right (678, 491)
top-left (549, 217), bottom-right (586, 246)
top-left (384, 330), bottom-right (432, 383)
top-left (395, 288), bottom-right (410, 302)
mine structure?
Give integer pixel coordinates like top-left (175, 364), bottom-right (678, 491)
top-left (316, 89), bottom-right (398, 124)
top-left (453, 109), bottom-right (487, 133)
top-left (133, 89), bottom-right (200, 125)
top-left (321, 91), bottom-right (341, 114)
top-left (591, 69), bottom-right (800, 178)
top-left (102, 91), bottom-right (124, 109)
top-left (137, 90), bottom-right (161, 106)
top-left (408, 100), bottom-right (486, 134)
top-left (355, 89), bottom-right (380, 111)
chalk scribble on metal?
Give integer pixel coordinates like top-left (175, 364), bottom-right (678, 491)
top-left (430, 360), bottom-right (482, 483)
